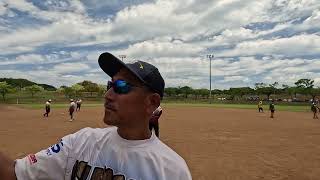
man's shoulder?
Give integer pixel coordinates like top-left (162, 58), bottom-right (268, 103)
top-left (150, 140), bottom-right (191, 177)
top-left (154, 140), bottom-right (187, 166)
top-left (72, 126), bottom-right (116, 141)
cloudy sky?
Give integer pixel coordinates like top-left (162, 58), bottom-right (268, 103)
top-left (0, 0), bottom-right (319, 89)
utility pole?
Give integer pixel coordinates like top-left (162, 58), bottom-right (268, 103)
top-left (207, 54), bottom-right (214, 104)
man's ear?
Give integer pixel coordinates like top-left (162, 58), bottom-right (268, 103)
top-left (145, 93), bottom-right (161, 115)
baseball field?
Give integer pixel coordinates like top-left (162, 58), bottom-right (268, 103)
top-left (1, 104), bottom-right (320, 180)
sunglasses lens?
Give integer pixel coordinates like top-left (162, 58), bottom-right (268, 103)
top-left (114, 80), bottom-right (131, 94)
top-left (107, 80), bottom-right (133, 94)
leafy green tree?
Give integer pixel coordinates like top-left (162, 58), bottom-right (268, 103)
top-left (309, 87), bottom-right (320, 101)
top-left (164, 87), bottom-right (177, 97)
top-left (254, 83), bottom-right (273, 100)
top-left (78, 81), bottom-right (100, 96)
top-left (294, 79), bottom-right (314, 89)
top-left (282, 84), bottom-right (298, 98)
top-left (270, 82), bottom-right (279, 95)
top-left (193, 89), bottom-right (202, 99)
top-left (24, 85), bottom-right (44, 98)
top-left (179, 86), bottom-right (193, 98)
top-left (0, 81), bottom-right (13, 101)
top-left (175, 87), bottom-right (182, 97)
top-left (295, 79), bottom-right (315, 100)
top-left (62, 87), bottom-right (75, 98)
top-left (212, 89), bottom-right (222, 95)
top-left (199, 89), bottom-right (210, 99)
top-left (229, 87), bottom-right (254, 99)
top-left (98, 84), bottom-right (107, 96)
top-left (71, 84), bottom-right (85, 97)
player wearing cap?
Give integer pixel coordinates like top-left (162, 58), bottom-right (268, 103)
top-left (149, 105), bottom-right (162, 137)
top-left (0, 52), bottom-right (192, 180)
top-left (269, 100), bottom-right (275, 118)
top-left (69, 99), bottom-right (76, 121)
top-left (258, 101), bottom-right (263, 112)
top-left (311, 102), bottom-right (319, 119)
top-left (76, 99), bottom-right (82, 111)
top-left (43, 99), bottom-right (51, 117)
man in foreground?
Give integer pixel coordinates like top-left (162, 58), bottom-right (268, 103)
top-left (0, 52), bottom-right (192, 180)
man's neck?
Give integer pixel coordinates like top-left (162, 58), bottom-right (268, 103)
top-left (117, 126), bottom-right (151, 140)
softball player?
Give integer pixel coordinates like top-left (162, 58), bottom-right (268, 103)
top-left (311, 102), bottom-right (319, 119)
top-left (43, 99), bottom-right (51, 117)
top-left (258, 101), bottom-right (263, 112)
top-left (76, 99), bottom-right (82, 111)
top-left (269, 100), bottom-right (275, 118)
top-left (69, 99), bottom-right (76, 121)
top-left (149, 106), bottom-right (162, 137)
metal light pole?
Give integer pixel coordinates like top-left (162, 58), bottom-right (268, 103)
top-left (207, 54), bottom-right (214, 104)
top-left (119, 55), bottom-right (126, 61)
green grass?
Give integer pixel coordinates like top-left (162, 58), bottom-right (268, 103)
top-left (12, 102), bottom-right (311, 112)
top-left (162, 103), bottom-right (310, 112)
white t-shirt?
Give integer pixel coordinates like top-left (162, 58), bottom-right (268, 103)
top-left (15, 127), bottom-right (192, 180)
top-left (77, 100), bottom-right (82, 105)
top-left (153, 106), bottom-right (162, 116)
top-left (45, 102), bottom-right (50, 107)
top-left (70, 102), bottom-right (76, 110)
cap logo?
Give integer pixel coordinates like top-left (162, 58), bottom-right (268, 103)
top-left (139, 62), bottom-right (144, 69)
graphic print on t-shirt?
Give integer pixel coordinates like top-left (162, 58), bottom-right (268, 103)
top-left (71, 160), bottom-right (126, 180)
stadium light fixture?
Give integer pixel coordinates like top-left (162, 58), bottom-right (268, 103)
top-left (207, 54), bottom-right (214, 104)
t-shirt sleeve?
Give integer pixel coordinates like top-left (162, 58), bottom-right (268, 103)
top-left (178, 162), bottom-right (192, 180)
top-left (14, 130), bottom-right (78, 180)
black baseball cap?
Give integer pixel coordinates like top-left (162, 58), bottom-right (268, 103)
top-left (98, 52), bottom-right (165, 98)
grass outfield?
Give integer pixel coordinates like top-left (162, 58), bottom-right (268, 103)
top-left (164, 103), bottom-right (311, 112)
top-left (13, 102), bottom-right (311, 112)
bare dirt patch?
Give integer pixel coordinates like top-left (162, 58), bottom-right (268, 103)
top-left (1, 105), bottom-right (320, 180)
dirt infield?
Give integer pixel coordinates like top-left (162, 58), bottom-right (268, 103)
top-left (1, 105), bottom-right (320, 180)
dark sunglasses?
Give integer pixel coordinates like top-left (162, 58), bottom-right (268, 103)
top-left (107, 80), bottom-right (139, 94)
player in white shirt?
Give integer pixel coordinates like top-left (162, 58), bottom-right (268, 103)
top-left (149, 106), bottom-right (162, 137)
top-left (43, 99), bottom-right (52, 117)
top-left (0, 52), bottom-right (192, 180)
top-left (69, 99), bottom-right (76, 122)
top-left (76, 99), bottom-right (82, 111)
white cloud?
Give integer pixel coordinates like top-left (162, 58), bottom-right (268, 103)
top-left (1, 0), bottom-right (320, 89)
top-left (121, 40), bottom-right (204, 58)
top-left (52, 63), bottom-right (90, 73)
top-left (4, 0), bottom-right (39, 13)
top-left (0, 54), bottom-right (43, 65)
top-left (218, 34), bottom-right (320, 57)
top-left (0, 2), bottom-right (8, 16)
top-left (211, 27), bottom-right (256, 45)
top-left (268, 0), bottom-right (320, 21)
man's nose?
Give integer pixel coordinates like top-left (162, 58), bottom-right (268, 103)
top-left (105, 88), bottom-right (116, 101)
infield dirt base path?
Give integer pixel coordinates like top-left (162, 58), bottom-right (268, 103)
top-left (1, 105), bottom-right (320, 180)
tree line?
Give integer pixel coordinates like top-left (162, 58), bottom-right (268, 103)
top-left (0, 78), bottom-right (319, 102)
top-left (165, 78), bottom-right (319, 101)
top-left (0, 80), bottom-right (106, 101)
